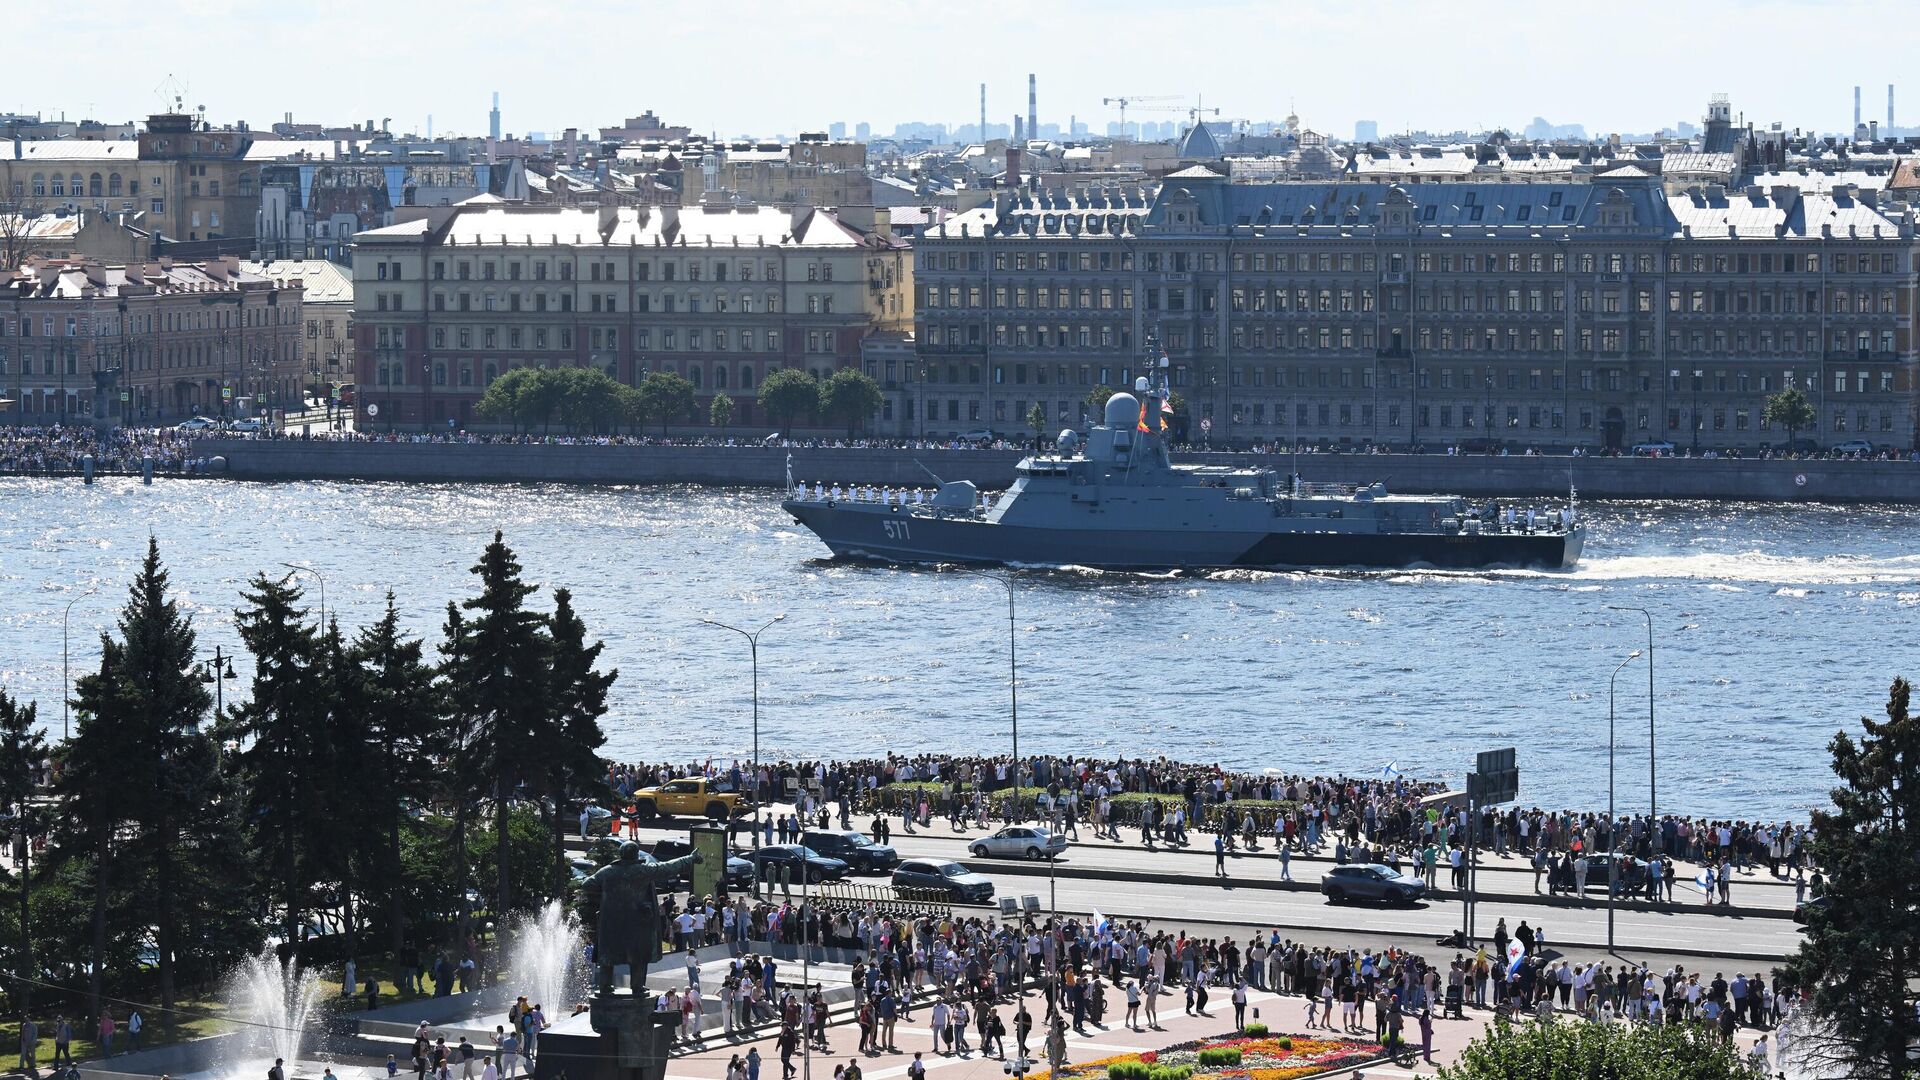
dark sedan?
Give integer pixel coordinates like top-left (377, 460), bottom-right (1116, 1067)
top-left (748, 844), bottom-right (850, 884)
top-left (892, 859), bottom-right (994, 902)
top-left (799, 830), bottom-right (900, 873)
top-left (1321, 864), bottom-right (1427, 906)
top-left (1552, 853), bottom-right (1650, 894)
top-left (651, 838), bottom-right (757, 889)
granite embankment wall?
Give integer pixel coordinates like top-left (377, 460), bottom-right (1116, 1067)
top-left (197, 439), bottom-right (1920, 501)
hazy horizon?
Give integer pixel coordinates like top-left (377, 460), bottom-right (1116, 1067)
top-left (19, 0), bottom-right (1916, 141)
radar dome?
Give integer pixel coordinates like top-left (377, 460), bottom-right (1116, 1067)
top-left (1104, 392), bottom-right (1139, 428)
top-left (1134, 376), bottom-right (1150, 392)
top-left (1057, 429), bottom-right (1080, 452)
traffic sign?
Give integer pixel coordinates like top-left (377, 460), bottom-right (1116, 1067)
top-left (1468, 747), bottom-right (1519, 804)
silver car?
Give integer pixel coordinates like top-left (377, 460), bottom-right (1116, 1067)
top-left (968, 825), bottom-right (1067, 861)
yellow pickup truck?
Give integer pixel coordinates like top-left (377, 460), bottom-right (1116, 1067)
top-left (631, 777), bottom-right (741, 821)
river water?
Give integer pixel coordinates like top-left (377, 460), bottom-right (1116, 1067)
top-left (3, 477), bottom-right (1915, 819)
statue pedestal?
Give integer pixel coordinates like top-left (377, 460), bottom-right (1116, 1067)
top-left (534, 990), bottom-right (675, 1080)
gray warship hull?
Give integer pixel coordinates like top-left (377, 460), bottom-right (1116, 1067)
top-left (783, 498), bottom-right (1583, 571)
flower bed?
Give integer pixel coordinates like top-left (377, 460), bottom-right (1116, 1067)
top-left (1038, 1032), bottom-right (1386, 1080)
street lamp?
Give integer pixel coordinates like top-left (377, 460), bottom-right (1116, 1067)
top-left (1608, 605), bottom-right (1656, 841)
top-left (1607, 649), bottom-right (1642, 953)
top-left (953, 567), bottom-right (1021, 821)
top-left (201, 645), bottom-right (239, 718)
top-left (281, 562), bottom-right (327, 630)
top-left (61, 586), bottom-right (98, 741)
top-left (1690, 369), bottom-right (1704, 454)
top-left (701, 614), bottom-right (785, 858)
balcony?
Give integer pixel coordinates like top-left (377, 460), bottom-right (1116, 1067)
top-left (1376, 347), bottom-right (1411, 359)
top-left (1824, 349), bottom-right (1901, 362)
top-left (1380, 271), bottom-right (1409, 286)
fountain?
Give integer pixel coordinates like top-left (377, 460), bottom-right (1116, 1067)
top-left (223, 949), bottom-right (323, 1077)
top-left (508, 900), bottom-right (587, 1017)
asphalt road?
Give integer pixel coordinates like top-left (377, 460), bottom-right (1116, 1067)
top-left (578, 817), bottom-right (1804, 964)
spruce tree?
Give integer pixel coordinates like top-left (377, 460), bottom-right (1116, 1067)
top-left (347, 594), bottom-right (444, 953)
top-left (1785, 676), bottom-right (1920, 1080)
top-left (541, 589), bottom-right (613, 894)
top-left (57, 538), bottom-right (221, 1023)
top-left (230, 570), bottom-right (325, 949)
top-left (451, 533), bottom-right (551, 924)
top-left (0, 686), bottom-right (45, 1012)
top-left (438, 601), bottom-right (479, 947)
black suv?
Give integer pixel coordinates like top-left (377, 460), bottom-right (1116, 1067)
top-left (650, 838), bottom-right (757, 889)
top-left (799, 830), bottom-right (900, 873)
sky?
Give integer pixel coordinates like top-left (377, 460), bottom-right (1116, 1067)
top-left (18, 0), bottom-right (1917, 141)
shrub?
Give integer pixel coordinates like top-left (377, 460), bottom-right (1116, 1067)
top-left (1243, 1022), bottom-right (1269, 1036)
top-left (1107, 1062), bottom-right (1148, 1080)
top-left (1147, 1067), bottom-right (1193, 1080)
top-left (1196, 1048), bottom-right (1243, 1067)
top-left (1274, 1036), bottom-right (1291, 1050)
top-left (1437, 1017), bottom-right (1758, 1080)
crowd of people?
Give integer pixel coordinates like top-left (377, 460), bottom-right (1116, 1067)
top-left (644, 884), bottom-right (1795, 1078)
top-left (0, 426), bottom-right (210, 475)
top-left (603, 754), bottom-right (1818, 919)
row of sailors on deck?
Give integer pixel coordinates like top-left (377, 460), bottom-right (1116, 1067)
top-left (794, 482), bottom-right (932, 505)
top-left (1476, 504), bottom-right (1576, 533)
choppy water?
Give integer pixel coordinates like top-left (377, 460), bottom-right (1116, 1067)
top-left (4, 477), bottom-right (1915, 820)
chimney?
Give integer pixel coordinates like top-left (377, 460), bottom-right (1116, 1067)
top-left (1028, 74), bottom-right (1037, 141)
top-left (1007, 145), bottom-right (1022, 187)
top-left (1890, 84), bottom-right (1897, 130)
top-left (1854, 85), bottom-right (1862, 128)
top-left (1013, 115), bottom-right (1023, 143)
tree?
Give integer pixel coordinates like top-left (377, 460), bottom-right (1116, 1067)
top-left (1026, 401), bottom-right (1049, 442)
top-left (819, 369), bottom-right (883, 437)
top-left (1784, 676), bottom-right (1920, 1080)
top-left (1763, 387), bottom-right (1817, 448)
top-left (1085, 385), bottom-right (1116, 414)
top-left (0, 685), bottom-right (45, 1012)
top-left (709, 391), bottom-right (735, 434)
top-left (448, 533), bottom-right (551, 929)
top-left (635, 371), bottom-right (695, 436)
top-left (347, 595), bottom-right (445, 954)
top-left (56, 538), bottom-right (232, 1025)
top-left (554, 367), bottom-right (627, 434)
top-left (1439, 1017), bottom-right (1755, 1080)
top-left (539, 589), bottom-right (613, 894)
top-left (760, 368), bottom-right (819, 435)
top-left (0, 161), bottom-right (46, 270)
top-left (230, 571), bottom-right (331, 951)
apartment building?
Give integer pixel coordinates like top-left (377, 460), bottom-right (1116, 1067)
top-left (0, 254), bottom-right (305, 424)
top-left (905, 170), bottom-right (1918, 450)
top-left (347, 202), bottom-right (910, 430)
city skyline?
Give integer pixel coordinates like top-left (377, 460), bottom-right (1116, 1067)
top-left (20, 0), bottom-right (1920, 142)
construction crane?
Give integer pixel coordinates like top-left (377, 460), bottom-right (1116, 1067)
top-left (1102, 94), bottom-right (1180, 130)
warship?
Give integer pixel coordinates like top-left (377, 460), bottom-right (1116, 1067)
top-left (783, 363), bottom-right (1583, 572)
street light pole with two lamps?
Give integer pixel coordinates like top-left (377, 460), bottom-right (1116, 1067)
top-left (953, 567), bottom-right (1022, 822)
top-left (1606, 648), bottom-right (1642, 952)
top-left (61, 586), bottom-right (98, 741)
top-left (701, 614), bottom-right (785, 861)
top-left (1608, 605), bottom-right (1657, 837)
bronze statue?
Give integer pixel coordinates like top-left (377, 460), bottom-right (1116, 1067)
top-left (578, 841), bottom-right (701, 995)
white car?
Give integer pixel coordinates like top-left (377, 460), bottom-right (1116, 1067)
top-left (1630, 441), bottom-right (1675, 456)
top-left (229, 417), bottom-right (266, 433)
top-left (968, 825), bottom-right (1067, 861)
top-left (176, 416), bottom-right (216, 431)
top-left (1832, 439), bottom-right (1874, 455)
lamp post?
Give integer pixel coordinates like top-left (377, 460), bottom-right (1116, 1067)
top-left (281, 562), bottom-right (327, 630)
top-left (954, 567), bottom-right (1021, 821)
top-left (1607, 649), bottom-right (1642, 953)
top-left (1608, 605), bottom-right (1656, 841)
top-left (202, 645), bottom-right (238, 718)
top-left (701, 615), bottom-right (785, 859)
top-left (1690, 369), bottom-right (1704, 454)
top-left (61, 586), bottom-right (97, 741)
